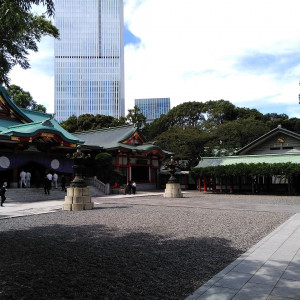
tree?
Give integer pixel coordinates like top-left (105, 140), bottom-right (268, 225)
top-left (95, 152), bottom-right (122, 184)
top-left (60, 114), bottom-right (126, 133)
top-left (154, 126), bottom-right (211, 167)
top-left (236, 107), bottom-right (264, 121)
top-left (203, 100), bottom-right (238, 126)
top-left (6, 84), bottom-right (46, 112)
top-left (0, 0), bottom-right (59, 86)
top-left (165, 101), bottom-right (206, 127)
top-left (142, 101), bottom-right (206, 140)
top-left (207, 119), bottom-right (270, 156)
top-left (125, 106), bottom-right (146, 128)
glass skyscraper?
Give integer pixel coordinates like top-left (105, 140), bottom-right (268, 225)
top-left (54, 0), bottom-right (125, 122)
top-left (135, 98), bottom-right (170, 123)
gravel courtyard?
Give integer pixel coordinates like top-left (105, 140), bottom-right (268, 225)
top-left (0, 193), bottom-right (295, 299)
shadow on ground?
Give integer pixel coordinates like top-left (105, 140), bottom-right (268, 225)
top-left (0, 223), bottom-right (243, 299)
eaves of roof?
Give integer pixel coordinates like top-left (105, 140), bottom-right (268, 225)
top-left (1, 118), bottom-right (84, 144)
top-left (236, 126), bottom-right (300, 155)
top-left (195, 153), bottom-right (300, 168)
top-left (0, 86), bottom-right (32, 123)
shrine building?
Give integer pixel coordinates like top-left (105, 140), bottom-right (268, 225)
top-left (0, 86), bottom-right (170, 190)
top-left (0, 86), bottom-right (85, 187)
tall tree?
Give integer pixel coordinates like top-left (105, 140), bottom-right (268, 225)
top-left (60, 114), bottom-right (126, 133)
top-left (142, 101), bottom-right (206, 140)
top-left (203, 100), bottom-right (238, 126)
top-left (0, 0), bottom-right (59, 86)
top-left (155, 126), bottom-right (211, 167)
top-left (125, 106), bottom-right (146, 128)
top-left (6, 84), bottom-right (46, 112)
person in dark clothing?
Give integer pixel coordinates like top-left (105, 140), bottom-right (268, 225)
top-left (1, 182), bottom-right (7, 206)
top-left (43, 175), bottom-right (51, 195)
top-left (61, 175), bottom-right (67, 192)
top-left (125, 181), bottom-right (132, 194)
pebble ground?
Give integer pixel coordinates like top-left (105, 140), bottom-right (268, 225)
top-left (0, 192), bottom-right (295, 299)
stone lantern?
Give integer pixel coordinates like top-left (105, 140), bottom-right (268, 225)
top-left (164, 156), bottom-right (183, 198)
top-left (62, 145), bottom-right (94, 211)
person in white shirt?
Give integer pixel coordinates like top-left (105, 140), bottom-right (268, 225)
top-left (25, 171), bottom-right (31, 188)
top-left (20, 170), bottom-right (26, 188)
top-left (47, 172), bottom-right (52, 181)
top-left (52, 172), bottom-right (58, 189)
top-left (131, 180), bottom-right (136, 194)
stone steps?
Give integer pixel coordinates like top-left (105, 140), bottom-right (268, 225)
top-left (5, 185), bottom-right (104, 203)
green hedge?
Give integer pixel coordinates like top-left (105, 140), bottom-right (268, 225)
top-left (190, 163), bottom-right (300, 180)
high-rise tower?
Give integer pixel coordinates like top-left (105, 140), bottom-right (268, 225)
top-left (54, 0), bottom-right (125, 122)
top-left (135, 98), bottom-right (170, 123)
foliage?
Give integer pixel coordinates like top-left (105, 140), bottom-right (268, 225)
top-left (142, 102), bottom-right (205, 140)
top-left (125, 106), bottom-right (146, 128)
top-left (0, 0), bottom-right (59, 86)
top-left (95, 152), bottom-right (113, 183)
top-left (6, 84), bottom-right (46, 112)
top-left (190, 163), bottom-right (300, 180)
top-left (203, 100), bottom-right (238, 125)
top-left (154, 126), bottom-right (210, 166)
top-left (208, 119), bottom-right (269, 154)
top-left (60, 114), bottom-right (126, 133)
top-left (142, 99), bottom-right (300, 169)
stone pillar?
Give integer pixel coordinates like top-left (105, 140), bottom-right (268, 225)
top-left (62, 187), bottom-right (94, 211)
top-left (164, 183), bottom-right (183, 198)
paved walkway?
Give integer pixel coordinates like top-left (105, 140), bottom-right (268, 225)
top-left (1, 190), bottom-right (300, 299)
top-left (186, 213), bottom-right (300, 299)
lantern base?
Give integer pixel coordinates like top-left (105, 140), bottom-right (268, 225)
top-left (62, 187), bottom-right (94, 211)
top-left (164, 183), bottom-right (183, 198)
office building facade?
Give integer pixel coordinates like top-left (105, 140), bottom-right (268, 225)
top-left (54, 0), bottom-right (125, 122)
top-left (135, 98), bottom-right (170, 122)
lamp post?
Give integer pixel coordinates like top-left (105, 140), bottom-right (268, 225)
top-left (167, 156), bottom-right (178, 183)
top-left (66, 145), bottom-right (90, 188)
top-left (62, 145), bottom-right (93, 211)
top-left (164, 156), bottom-right (183, 198)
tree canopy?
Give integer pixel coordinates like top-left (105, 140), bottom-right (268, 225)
top-left (141, 99), bottom-right (300, 168)
top-left (6, 84), bottom-right (46, 112)
top-left (0, 0), bottom-right (59, 86)
top-left (60, 107), bottom-right (147, 133)
top-left (125, 106), bottom-right (146, 128)
top-left (60, 114), bottom-right (126, 133)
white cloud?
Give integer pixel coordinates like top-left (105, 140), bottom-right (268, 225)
top-left (124, 0), bottom-right (300, 117)
top-left (8, 0), bottom-right (300, 118)
top-left (10, 65), bottom-right (54, 113)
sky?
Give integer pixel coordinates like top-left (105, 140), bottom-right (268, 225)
top-left (9, 0), bottom-right (300, 118)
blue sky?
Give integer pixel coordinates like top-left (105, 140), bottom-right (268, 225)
top-left (9, 0), bottom-right (300, 118)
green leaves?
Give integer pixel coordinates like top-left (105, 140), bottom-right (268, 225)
top-left (6, 84), bottom-right (46, 112)
top-left (191, 163), bottom-right (300, 180)
top-left (125, 106), bottom-right (146, 129)
top-left (0, 0), bottom-right (59, 85)
top-left (60, 114), bottom-right (126, 133)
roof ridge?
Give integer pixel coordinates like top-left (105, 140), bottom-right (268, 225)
top-left (203, 152), bottom-right (300, 159)
top-left (20, 108), bottom-right (52, 117)
top-left (74, 124), bottom-right (134, 135)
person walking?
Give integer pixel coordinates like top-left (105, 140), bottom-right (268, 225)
top-left (25, 171), bottom-right (31, 188)
top-left (53, 172), bottom-right (58, 189)
top-left (61, 174), bottom-right (67, 192)
top-left (43, 175), bottom-right (51, 195)
top-left (125, 181), bottom-right (132, 194)
top-left (20, 170), bottom-right (26, 188)
top-left (1, 182), bottom-right (7, 206)
top-left (131, 180), bottom-right (136, 194)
